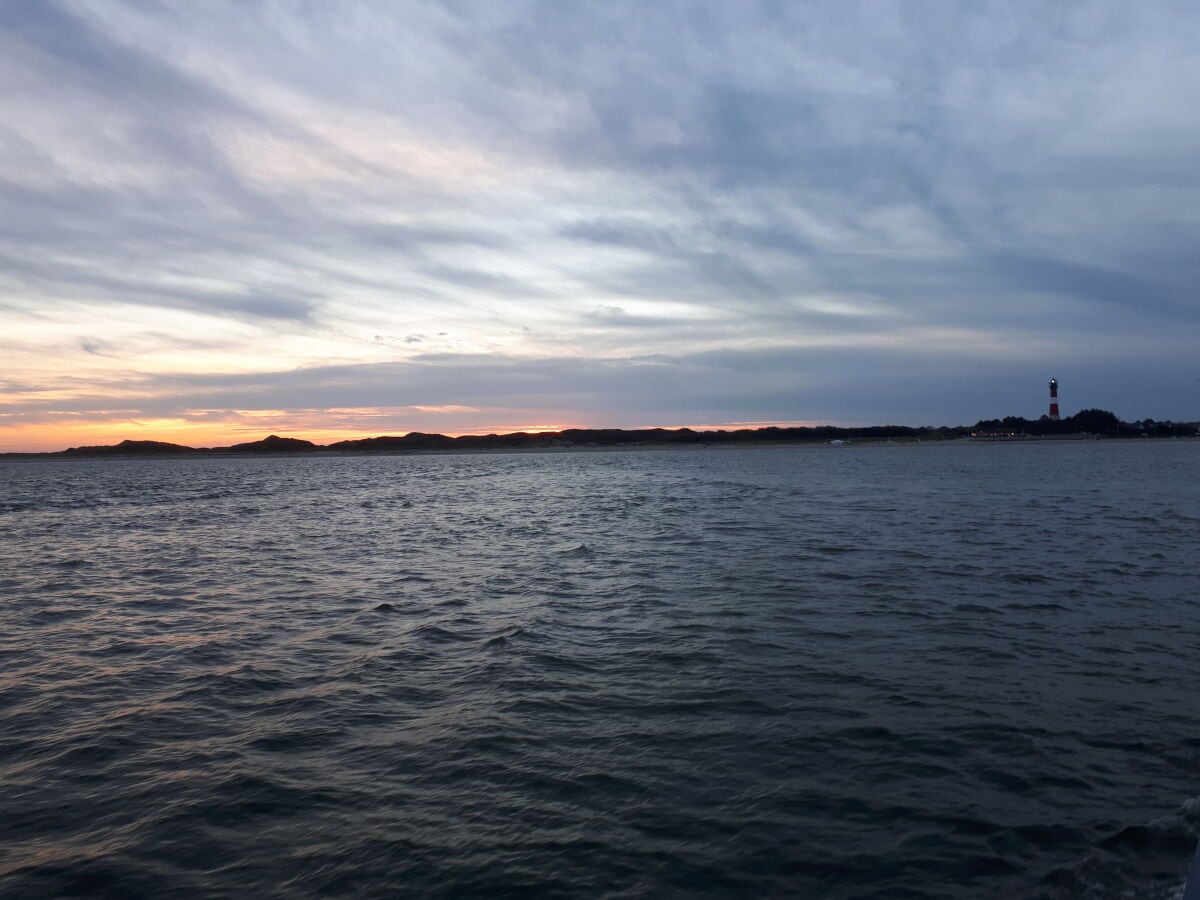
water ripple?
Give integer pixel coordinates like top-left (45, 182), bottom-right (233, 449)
top-left (1, 443), bottom-right (1198, 898)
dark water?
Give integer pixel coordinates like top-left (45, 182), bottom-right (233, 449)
top-left (2, 441), bottom-right (1198, 898)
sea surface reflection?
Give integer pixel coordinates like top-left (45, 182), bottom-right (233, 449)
top-left (1, 442), bottom-right (1198, 898)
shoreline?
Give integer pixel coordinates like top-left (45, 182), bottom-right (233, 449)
top-left (2, 434), bottom-right (1194, 462)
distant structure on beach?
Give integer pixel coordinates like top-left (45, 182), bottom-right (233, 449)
top-left (1048, 378), bottom-right (1061, 420)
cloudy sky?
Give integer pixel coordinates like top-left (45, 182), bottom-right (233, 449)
top-left (2, 1), bottom-right (1199, 450)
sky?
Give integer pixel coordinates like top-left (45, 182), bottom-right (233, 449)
top-left (3, 1), bottom-right (1200, 451)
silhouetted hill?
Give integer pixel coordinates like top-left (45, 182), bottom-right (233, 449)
top-left (326, 433), bottom-right (457, 451)
top-left (62, 439), bottom-right (199, 456)
top-left (328, 424), bottom-right (943, 450)
top-left (225, 434), bottom-right (319, 453)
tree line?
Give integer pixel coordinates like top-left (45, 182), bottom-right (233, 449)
top-left (970, 409), bottom-right (1195, 438)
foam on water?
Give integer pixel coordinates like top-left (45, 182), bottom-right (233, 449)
top-left (1, 442), bottom-right (1198, 898)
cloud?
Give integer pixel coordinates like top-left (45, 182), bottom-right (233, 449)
top-left (2, 1), bottom-right (1199, 449)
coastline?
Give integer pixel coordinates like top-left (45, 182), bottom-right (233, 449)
top-left (2, 433), bottom-right (1194, 462)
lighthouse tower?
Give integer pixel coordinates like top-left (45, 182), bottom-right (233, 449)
top-left (1048, 378), bottom-right (1060, 420)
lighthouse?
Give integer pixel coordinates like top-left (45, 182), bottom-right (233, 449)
top-left (1048, 378), bottom-right (1060, 420)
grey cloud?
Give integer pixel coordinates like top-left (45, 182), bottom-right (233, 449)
top-left (559, 219), bottom-right (678, 252)
top-left (713, 221), bottom-right (816, 260)
top-left (0, 250), bottom-right (318, 322)
top-left (985, 254), bottom-right (1194, 319)
top-left (580, 306), bottom-right (686, 329)
top-left (0, 377), bottom-right (52, 394)
top-left (3, 341), bottom-right (1189, 429)
top-left (0, 2), bottom-right (285, 211)
top-left (347, 222), bottom-right (510, 252)
top-left (418, 264), bottom-right (552, 299)
top-left (1, 1), bottom-right (247, 115)
top-left (0, 4), bottom-right (516, 326)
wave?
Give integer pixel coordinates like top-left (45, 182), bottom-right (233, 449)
top-left (1035, 798), bottom-right (1200, 899)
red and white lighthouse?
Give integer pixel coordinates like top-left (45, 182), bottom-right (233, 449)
top-left (1048, 378), bottom-right (1060, 420)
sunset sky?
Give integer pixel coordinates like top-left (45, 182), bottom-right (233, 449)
top-left (3, 1), bottom-right (1200, 451)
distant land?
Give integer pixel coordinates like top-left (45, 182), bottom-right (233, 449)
top-left (2, 409), bottom-right (1197, 458)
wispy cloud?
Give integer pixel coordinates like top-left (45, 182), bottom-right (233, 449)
top-left (2, 1), bottom-right (1199, 450)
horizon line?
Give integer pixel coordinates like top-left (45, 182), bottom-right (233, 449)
top-left (6, 411), bottom-right (1197, 456)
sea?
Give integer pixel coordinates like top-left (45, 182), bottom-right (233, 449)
top-left (1, 440), bottom-right (1197, 899)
